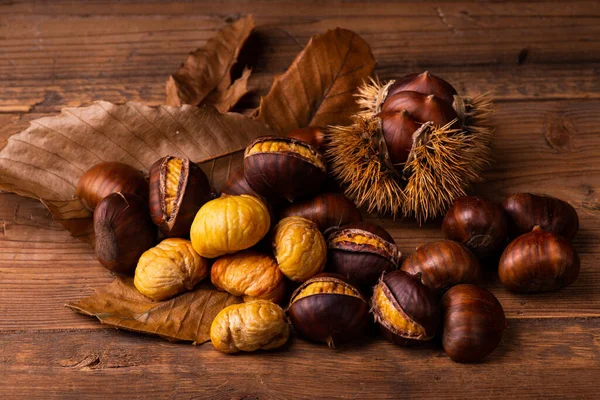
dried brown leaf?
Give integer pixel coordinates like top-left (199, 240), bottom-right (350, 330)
top-left (165, 15), bottom-right (255, 110)
top-left (66, 277), bottom-right (242, 344)
top-left (0, 102), bottom-right (274, 243)
top-left (254, 28), bottom-right (375, 135)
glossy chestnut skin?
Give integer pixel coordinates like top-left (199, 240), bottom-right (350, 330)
top-left (288, 275), bottom-right (369, 347)
top-left (221, 166), bottom-right (261, 198)
top-left (148, 156), bottom-right (213, 237)
top-left (372, 270), bottom-right (440, 346)
top-left (379, 109), bottom-right (420, 165)
top-left (382, 91), bottom-right (459, 128)
top-left (387, 71), bottom-right (458, 105)
top-left (244, 136), bottom-right (327, 202)
top-left (442, 196), bottom-right (508, 259)
top-left (441, 284), bottom-right (506, 363)
top-left (400, 240), bottom-right (482, 294)
top-left (498, 227), bottom-right (580, 293)
top-left (77, 162), bottom-right (149, 212)
top-left (502, 193), bottom-right (579, 240)
top-left (287, 127), bottom-right (327, 151)
top-left (94, 192), bottom-right (157, 274)
top-left (279, 192), bottom-right (362, 232)
top-left (326, 224), bottom-right (401, 289)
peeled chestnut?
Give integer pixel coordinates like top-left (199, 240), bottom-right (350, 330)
top-left (371, 270), bottom-right (440, 345)
top-left (326, 224), bottom-right (401, 289)
top-left (442, 196), bottom-right (508, 258)
top-left (441, 284), bottom-right (506, 363)
top-left (499, 227), bottom-right (580, 293)
top-left (400, 240), bottom-right (482, 294)
top-left (149, 156), bottom-right (213, 237)
top-left (244, 136), bottom-right (326, 202)
top-left (77, 162), bottom-right (149, 211)
top-left (94, 192), bottom-right (157, 274)
top-left (279, 192), bottom-right (362, 232)
top-left (287, 126), bottom-right (327, 151)
top-left (288, 275), bottom-right (369, 347)
top-left (502, 193), bottom-right (579, 240)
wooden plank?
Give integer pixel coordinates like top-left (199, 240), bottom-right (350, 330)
top-left (0, 318), bottom-right (599, 399)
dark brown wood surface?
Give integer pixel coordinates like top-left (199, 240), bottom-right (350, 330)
top-left (1, 1), bottom-right (599, 398)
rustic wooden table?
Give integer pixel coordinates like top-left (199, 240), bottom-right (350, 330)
top-left (1, 1), bottom-right (599, 399)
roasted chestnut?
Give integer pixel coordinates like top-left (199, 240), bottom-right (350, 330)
top-left (442, 196), bottom-right (508, 258)
top-left (243, 136), bottom-right (326, 202)
top-left (148, 156), bottom-right (213, 237)
top-left (326, 224), bottom-right (401, 289)
top-left (77, 162), bottom-right (149, 211)
top-left (400, 240), bottom-right (482, 294)
top-left (287, 126), bottom-right (327, 151)
top-left (441, 284), bottom-right (506, 363)
top-left (279, 192), bottom-right (362, 232)
top-left (502, 193), bottom-right (579, 240)
top-left (288, 275), bottom-right (369, 347)
top-left (94, 192), bottom-right (157, 274)
top-left (340, 221), bottom-right (395, 244)
top-left (498, 227), bottom-right (580, 293)
top-left (371, 270), bottom-right (440, 345)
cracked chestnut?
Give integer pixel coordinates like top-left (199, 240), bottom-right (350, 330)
top-left (442, 196), bottom-right (508, 259)
top-left (77, 162), bottom-right (149, 211)
top-left (502, 193), bottom-right (579, 240)
top-left (441, 284), bottom-right (506, 363)
top-left (94, 192), bottom-right (157, 274)
top-left (326, 224), bottom-right (401, 289)
top-left (371, 270), bottom-right (440, 346)
top-left (149, 156), bottom-right (213, 237)
top-left (498, 227), bottom-right (580, 293)
top-left (400, 240), bottom-right (482, 294)
top-left (243, 136), bottom-right (326, 202)
top-left (288, 275), bottom-right (369, 347)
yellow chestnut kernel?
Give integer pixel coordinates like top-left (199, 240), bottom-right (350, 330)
top-left (372, 283), bottom-right (425, 338)
top-left (134, 238), bottom-right (209, 301)
top-left (330, 233), bottom-right (384, 248)
top-left (211, 251), bottom-right (285, 303)
top-left (247, 141), bottom-right (325, 169)
top-left (164, 158), bottom-right (183, 217)
top-left (273, 216), bottom-right (326, 282)
top-left (190, 194), bottom-right (270, 258)
top-left (293, 280), bottom-right (362, 302)
top-left (210, 300), bottom-right (289, 354)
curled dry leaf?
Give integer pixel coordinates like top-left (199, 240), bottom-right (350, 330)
top-left (0, 102), bottom-right (274, 243)
top-left (254, 28), bottom-right (375, 135)
top-left (66, 278), bottom-right (242, 344)
top-left (166, 15), bottom-right (255, 112)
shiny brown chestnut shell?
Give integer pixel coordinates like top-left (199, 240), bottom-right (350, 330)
top-left (379, 109), bottom-right (420, 165)
top-left (287, 126), bottom-right (327, 151)
top-left (498, 227), bottom-right (580, 293)
top-left (381, 91), bottom-right (459, 129)
top-left (386, 71), bottom-right (458, 105)
top-left (148, 156), bottom-right (213, 237)
top-left (502, 193), bottom-right (579, 240)
top-left (371, 270), bottom-right (440, 346)
top-left (221, 166), bottom-right (261, 198)
top-left (441, 284), bottom-right (506, 363)
top-left (326, 226), bottom-right (401, 289)
top-left (288, 276), bottom-right (369, 347)
top-left (94, 192), bottom-right (157, 274)
top-left (244, 136), bottom-right (326, 202)
top-left (77, 162), bottom-right (149, 212)
top-left (279, 192), bottom-right (362, 232)
top-left (400, 240), bottom-right (482, 294)
top-left (442, 196), bottom-right (508, 259)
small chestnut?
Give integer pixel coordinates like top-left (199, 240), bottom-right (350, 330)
top-left (288, 275), bottom-right (369, 347)
top-left (502, 193), bottom-right (579, 240)
top-left (287, 126), bottom-right (327, 151)
top-left (371, 270), bottom-right (440, 345)
top-left (279, 192), bottom-right (362, 232)
top-left (442, 196), bottom-right (508, 258)
top-left (441, 284), bottom-right (506, 363)
top-left (77, 162), bottom-right (149, 211)
top-left (148, 156), bottom-right (213, 237)
top-left (498, 227), bottom-right (580, 293)
top-left (400, 240), bottom-right (482, 294)
top-left (94, 192), bottom-right (157, 274)
top-left (326, 224), bottom-right (401, 289)
top-left (244, 136), bottom-right (326, 202)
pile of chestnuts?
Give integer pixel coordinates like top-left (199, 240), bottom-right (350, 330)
top-left (77, 125), bottom-right (580, 362)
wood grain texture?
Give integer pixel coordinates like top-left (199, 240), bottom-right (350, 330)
top-left (1, 0), bottom-right (600, 398)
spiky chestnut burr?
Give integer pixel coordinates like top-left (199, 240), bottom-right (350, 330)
top-left (327, 71), bottom-right (494, 222)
